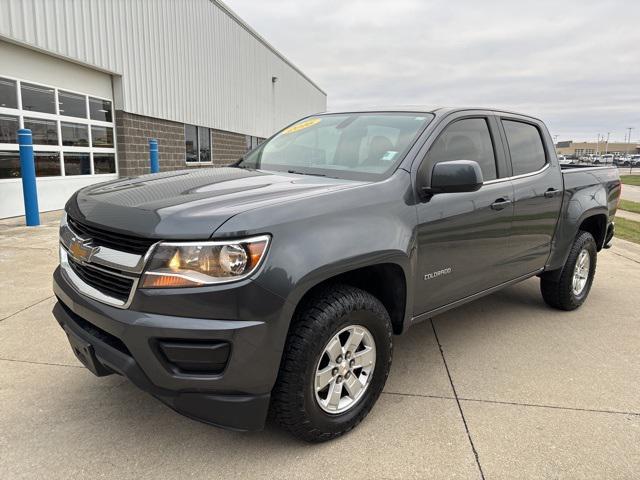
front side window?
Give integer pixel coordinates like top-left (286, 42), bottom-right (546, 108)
top-left (21, 82), bottom-right (56, 114)
top-left (0, 78), bottom-right (17, 109)
top-left (422, 118), bottom-right (497, 181)
top-left (238, 113), bottom-right (433, 180)
top-left (502, 120), bottom-right (547, 175)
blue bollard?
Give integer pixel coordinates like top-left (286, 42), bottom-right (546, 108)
top-left (149, 138), bottom-right (159, 173)
top-left (18, 129), bottom-right (40, 226)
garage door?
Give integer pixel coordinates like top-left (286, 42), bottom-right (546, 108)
top-left (0, 41), bottom-right (117, 219)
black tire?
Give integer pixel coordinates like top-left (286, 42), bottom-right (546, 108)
top-left (540, 231), bottom-right (597, 310)
top-left (271, 284), bottom-right (393, 442)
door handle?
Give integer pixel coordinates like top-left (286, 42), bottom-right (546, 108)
top-left (544, 188), bottom-right (560, 198)
top-left (490, 198), bottom-right (512, 210)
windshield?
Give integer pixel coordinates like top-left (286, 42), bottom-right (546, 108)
top-left (237, 112), bottom-right (434, 180)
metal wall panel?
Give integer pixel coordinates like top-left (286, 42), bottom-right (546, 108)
top-left (0, 0), bottom-right (327, 138)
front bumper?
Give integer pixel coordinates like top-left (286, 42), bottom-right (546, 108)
top-left (52, 267), bottom-right (291, 431)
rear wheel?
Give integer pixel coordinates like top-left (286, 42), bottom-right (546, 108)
top-left (540, 231), bottom-right (597, 310)
top-left (271, 285), bottom-right (393, 442)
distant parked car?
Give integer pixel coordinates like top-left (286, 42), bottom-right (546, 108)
top-left (558, 155), bottom-right (572, 165)
top-left (601, 154), bottom-right (614, 164)
top-left (615, 156), bottom-right (633, 167)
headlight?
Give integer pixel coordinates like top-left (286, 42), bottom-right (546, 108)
top-left (141, 235), bottom-right (270, 288)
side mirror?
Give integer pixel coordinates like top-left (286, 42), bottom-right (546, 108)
top-left (422, 160), bottom-right (483, 198)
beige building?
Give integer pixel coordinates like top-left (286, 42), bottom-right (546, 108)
top-left (556, 141), bottom-right (640, 157)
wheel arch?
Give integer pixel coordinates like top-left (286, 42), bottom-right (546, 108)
top-left (543, 208), bottom-right (608, 281)
top-left (289, 261), bottom-right (410, 336)
top-left (577, 212), bottom-right (608, 251)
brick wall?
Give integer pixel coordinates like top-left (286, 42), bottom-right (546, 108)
top-left (211, 129), bottom-right (249, 166)
top-left (115, 111), bottom-right (254, 176)
top-left (115, 111), bottom-right (185, 177)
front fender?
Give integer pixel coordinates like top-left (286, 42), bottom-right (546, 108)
top-left (214, 171), bottom-right (417, 327)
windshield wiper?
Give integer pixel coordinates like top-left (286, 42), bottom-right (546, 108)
top-left (287, 169), bottom-right (327, 177)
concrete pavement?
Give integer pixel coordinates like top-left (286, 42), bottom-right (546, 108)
top-left (616, 209), bottom-right (640, 222)
top-left (1, 211), bottom-right (639, 479)
top-left (620, 182), bottom-right (640, 203)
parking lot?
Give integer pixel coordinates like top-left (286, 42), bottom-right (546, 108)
top-left (1, 211), bottom-right (639, 479)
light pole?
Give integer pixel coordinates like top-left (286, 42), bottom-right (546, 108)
top-left (627, 127), bottom-right (634, 173)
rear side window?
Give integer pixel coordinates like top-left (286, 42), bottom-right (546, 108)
top-left (502, 120), bottom-right (546, 175)
top-left (423, 118), bottom-right (497, 181)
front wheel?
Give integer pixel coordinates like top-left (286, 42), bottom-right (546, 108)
top-left (271, 285), bottom-right (393, 442)
top-left (540, 230), bottom-right (597, 310)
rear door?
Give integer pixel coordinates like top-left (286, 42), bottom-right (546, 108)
top-left (413, 112), bottom-right (514, 315)
top-left (498, 117), bottom-right (563, 277)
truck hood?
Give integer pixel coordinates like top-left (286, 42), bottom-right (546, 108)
top-left (67, 167), bottom-right (365, 239)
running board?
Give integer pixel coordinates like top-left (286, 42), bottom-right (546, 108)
top-left (410, 269), bottom-right (544, 326)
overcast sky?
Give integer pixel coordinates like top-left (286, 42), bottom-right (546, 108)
top-left (226, 0), bottom-right (639, 143)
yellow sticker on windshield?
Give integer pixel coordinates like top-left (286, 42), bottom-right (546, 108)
top-left (282, 118), bottom-right (321, 135)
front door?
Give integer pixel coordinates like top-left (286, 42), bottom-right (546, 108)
top-left (414, 115), bottom-right (514, 315)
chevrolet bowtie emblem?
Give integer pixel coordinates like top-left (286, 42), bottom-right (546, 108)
top-left (69, 237), bottom-right (98, 263)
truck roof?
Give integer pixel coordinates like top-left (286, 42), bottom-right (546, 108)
top-left (320, 106), bottom-right (542, 121)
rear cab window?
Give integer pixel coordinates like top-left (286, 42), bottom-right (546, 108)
top-left (502, 120), bottom-right (547, 176)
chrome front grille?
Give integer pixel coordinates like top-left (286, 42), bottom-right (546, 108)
top-left (59, 213), bottom-right (153, 309)
top-left (67, 257), bottom-right (134, 303)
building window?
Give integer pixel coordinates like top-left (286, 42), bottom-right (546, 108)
top-left (185, 125), bottom-right (212, 163)
top-left (185, 125), bottom-right (198, 162)
top-left (0, 76), bottom-right (117, 178)
top-left (246, 135), bottom-right (262, 151)
top-left (35, 153), bottom-right (61, 177)
top-left (23, 117), bottom-right (58, 145)
top-left (0, 115), bottom-right (19, 144)
top-left (61, 122), bottom-right (89, 147)
top-left (21, 82), bottom-right (56, 114)
top-left (93, 153), bottom-right (116, 174)
top-left (0, 151), bottom-right (20, 179)
top-left (64, 153), bottom-right (91, 175)
top-left (58, 91), bottom-right (87, 118)
top-left (199, 127), bottom-right (211, 162)
top-left (91, 126), bottom-right (114, 148)
top-left (89, 97), bottom-right (112, 122)
top-left (0, 78), bottom-right (17, 109)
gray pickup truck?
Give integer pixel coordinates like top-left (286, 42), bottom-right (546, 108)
top-left (53, 107), bottom-right (621, 442)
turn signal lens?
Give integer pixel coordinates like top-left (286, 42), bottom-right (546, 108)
top-left (141, 235), bottom-right (270, 288)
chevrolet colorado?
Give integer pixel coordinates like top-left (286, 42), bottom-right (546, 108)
top-left (52, 107), bottom-right (621, 442)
